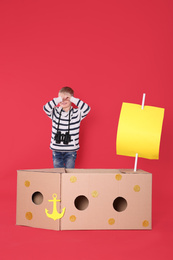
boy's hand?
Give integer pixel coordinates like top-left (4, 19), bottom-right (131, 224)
top-left (58, 92), bottom-right (72, 111)
top-left (63, 96), bottom-right (70, 101)
top-left (59, 92), bottom-right (72, 102)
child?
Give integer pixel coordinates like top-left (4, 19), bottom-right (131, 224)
top-left (43, 86), bottom-right (91, 168)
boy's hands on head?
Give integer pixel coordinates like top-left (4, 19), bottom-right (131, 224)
top-left (59, 92), bottom-right (72, 101)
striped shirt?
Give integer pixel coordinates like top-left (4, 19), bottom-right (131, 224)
top-left (43, 96), bottom-right (91, 152)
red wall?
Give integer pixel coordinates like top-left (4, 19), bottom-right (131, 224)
top-left (0, 0), bottom-right (173, 259)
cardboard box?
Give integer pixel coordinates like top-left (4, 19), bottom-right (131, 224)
top-left (16, 168), bottom-right (64, 230)
top-left (61, 169), bottom-right (152, 230)
top-left (16, 169), bottom-right (152, 230)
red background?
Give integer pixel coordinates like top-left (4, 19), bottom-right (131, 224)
top-left (0, 0), bottom-right (173, 259)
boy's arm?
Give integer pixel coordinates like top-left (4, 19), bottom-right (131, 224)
top-left (43, 96), bottom-right (62, 119)
top-left (70, 96), bottom-right (91, 120)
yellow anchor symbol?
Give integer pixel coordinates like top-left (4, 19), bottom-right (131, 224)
top-left (45, 193), bottom-right (66, 221)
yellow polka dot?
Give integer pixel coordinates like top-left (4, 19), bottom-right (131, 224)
top-left (108, 218), bottom-right (115, 225)
top-left (92, 191), bottom-right (99, 198)
top-left (25, 212), bottom-right (33, 220)
top-left (24, 180), bottom-right (30, 187)
top-left (143, 220), bottom-right (149, 227)
top-left (70, 176), bottom-right (77, 183)
top-left (134, 185), bottom-right (140, 192)
top-left (115, 174), bottom-right (122, 181)
top-left (70, 215), bottom-right (76, 222)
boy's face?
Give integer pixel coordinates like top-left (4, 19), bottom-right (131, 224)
top-left (59, 92), bottom-right (72, 111)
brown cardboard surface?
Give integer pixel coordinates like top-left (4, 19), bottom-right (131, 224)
top-left (61, 169), bottom-right (152, 230)
top-left (65, 168), bottom-right (120, 174)
top-left (16, 168), bottom-right (64, 230)
top-left (119, 169), bottom-right (150, 174)
top-left (19, 168), bottom-right (65, 173)
top-left (16, 168), bottom-right (152, 230)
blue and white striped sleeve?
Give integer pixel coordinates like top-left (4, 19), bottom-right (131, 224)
top-left (70, 96), bottom-right (91, 120)
top-left (43, 97), bottom-right (62, 119)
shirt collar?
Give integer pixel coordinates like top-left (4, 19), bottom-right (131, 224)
top-left (59, 107), bottom-right (73, 118)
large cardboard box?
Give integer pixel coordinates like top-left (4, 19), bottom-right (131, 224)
top-left (16, 169), bottom-right (152, 230)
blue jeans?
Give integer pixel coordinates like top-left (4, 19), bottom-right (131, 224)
top-left (52, 151), bottom-right (77, 168)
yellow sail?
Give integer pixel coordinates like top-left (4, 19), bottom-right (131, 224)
top-left (116, 102), bottom-right (164, 160)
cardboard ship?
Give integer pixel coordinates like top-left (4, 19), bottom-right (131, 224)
top-left (16, 94), bottom-right (164, 230)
